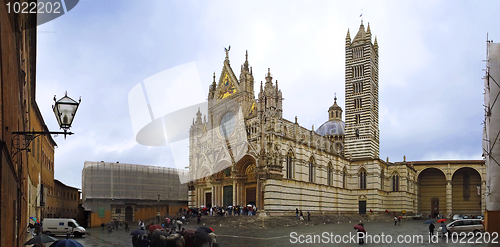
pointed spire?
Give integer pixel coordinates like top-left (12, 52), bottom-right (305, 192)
top-left (260, 81), bottom-right (263, 91)
top-left (243, 50), bottom-right (249, 71)
top-left (276, 80), bottom-right (279, 90)
top-left (346, 29), bottom-right (351, 41)
top-left (196, 107), bottom-right (202, 119)
top-left (366, 22), bottom-right (371, 34)
top-left (265, 68), bottom-right (273, 84)
top-left (374, 36), bottom-right (378, 47)
top-left (352, 21), bottom-right (367, 43)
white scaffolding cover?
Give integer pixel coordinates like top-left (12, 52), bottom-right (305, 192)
top-left (484, 43), bottom-right (500, 211)
top-left (82, 161), bottom-right (188, 201)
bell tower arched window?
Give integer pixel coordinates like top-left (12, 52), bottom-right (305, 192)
top-left (359, 168), bottom-right (367, 189)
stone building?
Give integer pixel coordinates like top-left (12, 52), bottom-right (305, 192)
top-left (47, 180), bottom-right (82, 220)
top-left (26, 103), bottom-right (57, 222)
top-left (188, 22), bottom-right (485, 217)
top-left (82, 161), bottom-right (188, 227)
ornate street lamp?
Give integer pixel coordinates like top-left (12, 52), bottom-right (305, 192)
top-left (12, 92), bottom-right (81, 156)
top-left (53, 92), bottom-right (81, 135)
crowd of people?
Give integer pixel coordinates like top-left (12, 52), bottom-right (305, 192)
top-left (186, 205), bottom-right (258, 218)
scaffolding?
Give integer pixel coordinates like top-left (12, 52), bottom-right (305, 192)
top-left (483, 39), bottom-right (500, 211)
top-left (82, 161), bottom-right (188, 202)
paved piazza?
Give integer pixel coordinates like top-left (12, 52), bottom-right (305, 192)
top-left (56, 219), bottom-right (499, 247)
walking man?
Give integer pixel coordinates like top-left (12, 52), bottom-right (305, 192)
top-left (429, 222), bottom-right (435, 236)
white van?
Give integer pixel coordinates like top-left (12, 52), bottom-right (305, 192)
top-left (42, 218), bottom-right (86, 237)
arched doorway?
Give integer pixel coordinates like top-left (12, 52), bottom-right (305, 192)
top-left (418, 168), bottom-right (446, 217)
top-left (452, 167), bottom-right (481, 215)
top-left (125, 206), bottom-right (133, 222)
top-left (244, 164), bottom-right (256, 205)
top-left (359, 195), bottom-right (367, 214)
top-left (236, 155), bottom-right (257, 206)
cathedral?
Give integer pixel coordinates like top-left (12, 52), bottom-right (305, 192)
top-left (187, 22), bottom-right (485, 216)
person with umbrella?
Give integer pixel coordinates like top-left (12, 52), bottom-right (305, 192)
top-left (439, 220), bottom-right (448, 238)
top-left (429, 222), bottom-right (435, 236)
top-left (354, 223), bottom-right (366, 244)
top-left (49, 239), bottom-right (84, 247)
top-left (130, 229), bottom-right (145, 247)
top-left (194, 226), bottom-right (216, 247)
top-left (24, 234), bottom-right (59, 246)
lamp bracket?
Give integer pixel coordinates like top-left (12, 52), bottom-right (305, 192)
top-left (11, 131), bottom-right (74, 157)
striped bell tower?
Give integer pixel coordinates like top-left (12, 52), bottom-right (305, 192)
top-left (344, 21), bottom-right (379, 160)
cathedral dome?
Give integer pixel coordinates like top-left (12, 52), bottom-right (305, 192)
top-left (316, 95), bottom-right (345, 137)
top-left (316, 119), bottom-right (345, 136)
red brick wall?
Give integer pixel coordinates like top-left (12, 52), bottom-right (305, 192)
top-left (1, 2), bottom-right (37, 246)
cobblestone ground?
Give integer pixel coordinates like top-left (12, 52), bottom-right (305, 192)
top-left (56, 219), bottom-right (498, 247)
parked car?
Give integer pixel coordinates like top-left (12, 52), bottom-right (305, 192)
top-left (42, 218), bottom-right (86, 237)
top-left (437, 219), bottom-right (484, 234)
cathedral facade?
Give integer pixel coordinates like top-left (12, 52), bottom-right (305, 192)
top-left (187, 22), bottom-right (485, 216)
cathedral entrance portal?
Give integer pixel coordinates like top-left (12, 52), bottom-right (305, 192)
top-left (206, 193), bottom-right (212, 208)
top-left (246, 187), bottom-right (256, 205)
top-left (223, 186), bottom-right (233, 207)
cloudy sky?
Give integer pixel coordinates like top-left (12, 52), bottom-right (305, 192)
top-left (35, 0), bottom-right (498, 189)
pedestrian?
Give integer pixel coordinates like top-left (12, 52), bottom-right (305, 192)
top-left (137, 235), bottom-right (151, 247)
top-left (394, 216), bottom-right (397, 226)
top-left (197, 214), bottom-right (201, 224)
top-left (440, 222), bottom-right (447, 238)
top-left (138, 219), bottom-right (142, 228)
top-left (296, 208), bottom-right (299, 218)
top-left (307, 211), bottom-right (311, 221)
top-left (28, 223), bottom-right (35, 236)
top-left (140, 221), bottom-right (145, 230)
top-left (356, 223), bottom-right (366, 244)
top-left (398, 216), bottom-right (401, 226)
top-left (429, 222), bottom-right (435, 236)
top-left (125, 221), bottom-right (129, 231)
top-left (132, 235), bottom-right (139, 247)
top-left (300, 211), bottom-right (304, 221)
top-left (34, 222), bottom-right (41, 236)
top-left (101, 222), bottom-right (105, 231)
